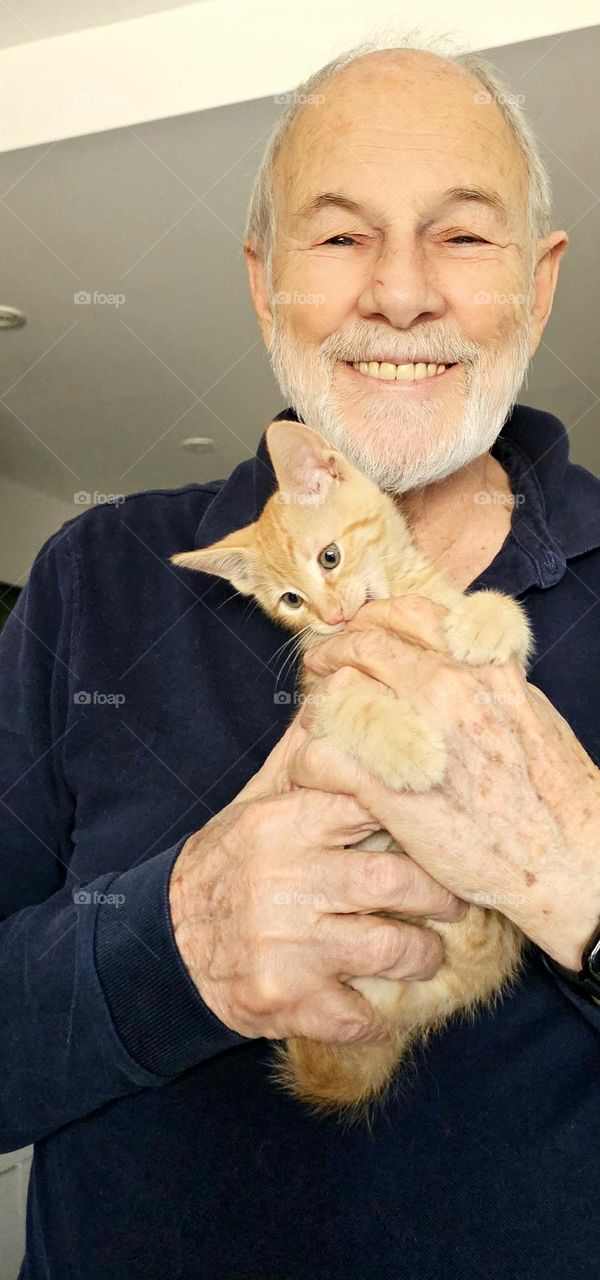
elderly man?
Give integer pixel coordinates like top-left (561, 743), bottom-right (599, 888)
top-left (2, 38), bottom-right (599, 1280)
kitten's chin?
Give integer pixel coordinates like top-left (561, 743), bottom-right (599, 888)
top-left (303, 591), bottom-right (382, 641)
top-left (311, 591), bottom-right (380, 635)
top-left (312, 623), bottom-right (346, 637)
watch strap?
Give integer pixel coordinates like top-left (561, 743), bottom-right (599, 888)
top-left (541, 917), bottom-right (600, 1004)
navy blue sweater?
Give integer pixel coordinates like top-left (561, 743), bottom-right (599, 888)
top-left (2, 404), bottom-right (600, 1279)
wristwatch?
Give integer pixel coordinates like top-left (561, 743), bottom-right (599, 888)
top-left (541, 918), bottom-right (600, 1004)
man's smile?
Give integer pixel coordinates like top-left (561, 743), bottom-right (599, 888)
top-left (340, 359), bottom-right (460, 388)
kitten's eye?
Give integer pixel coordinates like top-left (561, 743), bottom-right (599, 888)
top-left (281, 591), bottom-right (303, 609)
top-left (318, 543), bottom-right (340, 570)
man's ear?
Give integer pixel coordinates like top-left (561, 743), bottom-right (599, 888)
top-left (527, 230), bottom-right (569, 357)
top-left (170, 524), bottom-right (257, 595)
top-left (266, 419), bottom-right (347, 500)
top-left (243, 241), bottom-right (274, 348)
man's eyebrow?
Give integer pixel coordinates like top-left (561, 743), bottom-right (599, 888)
top-left (293, 185), bottom-right (511, 228)
top-left (293, 192), bottom-right (373, 222)
top-left (436, 185), bottom-right (511, 227)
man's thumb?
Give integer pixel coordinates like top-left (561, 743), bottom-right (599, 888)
top-left (238, 713), bottom-right (310, 801)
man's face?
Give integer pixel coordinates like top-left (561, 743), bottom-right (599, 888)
top-left (259, 53), bottom-right (539, 493)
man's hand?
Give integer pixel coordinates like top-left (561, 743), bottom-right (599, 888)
top-left (295, 595), bottom-right (600, 972)
top-left (168, 716), bottom-right (467, 1044)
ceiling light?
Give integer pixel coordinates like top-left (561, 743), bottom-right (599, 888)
top-left (0, 306), bottom-right (26, 330)
top-left (181, 437), bottom-right (215, 453)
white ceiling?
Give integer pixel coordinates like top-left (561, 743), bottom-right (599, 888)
top-left (0, 22), bottom-right (598, 517)
top-left (2, 1), bottom-right (600, 153)
top-left (0, 0), bottom-right (196, 48)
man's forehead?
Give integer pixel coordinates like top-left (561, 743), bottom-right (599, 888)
top-left (276, 110), bottom-right (526, 230)
top-left (278, 62), bottom-right (524, 195)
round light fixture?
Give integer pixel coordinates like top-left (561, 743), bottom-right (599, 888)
top-left (181, 437), bottom-right (215, 453)
top-left (0, 306), bottom-right (26, 330)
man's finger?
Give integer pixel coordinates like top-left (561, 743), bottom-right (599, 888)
top-left (323, 846), bottom-right (468, 922)
top-left (347, 595), bottom-right (450, 648)
top-left (239, 715), bottom-right (309, 799)
top-left (319, 913), bottom-right (445, 982)
top-left (303, 627), bottom-right (408, 682)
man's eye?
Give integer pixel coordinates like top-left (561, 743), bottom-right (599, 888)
top-left (324, 234), bottom-right (488, 247)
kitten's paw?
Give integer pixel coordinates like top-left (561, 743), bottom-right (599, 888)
top-left (310, 688), bottom-right (446, 794)
top-left (365, 703), bottom-right (446, 793)
top-left (443, 591), bottom-right (533, 667)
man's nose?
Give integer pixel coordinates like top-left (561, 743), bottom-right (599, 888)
top-left (358, 239), bottom-right (446, 329)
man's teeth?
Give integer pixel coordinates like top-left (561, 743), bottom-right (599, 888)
top-left (350, 361), bottom-right (449, 381)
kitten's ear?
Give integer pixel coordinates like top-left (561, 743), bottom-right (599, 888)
top-left (170, 524), bottom-right (257, 595)
top-left (266, 419), bottom-right (347, 500)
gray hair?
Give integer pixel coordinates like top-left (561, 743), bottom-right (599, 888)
top-left (243, 29), bottom-right (553, 293)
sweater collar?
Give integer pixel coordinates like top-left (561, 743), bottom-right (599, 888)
top-left (194, 403), bottom-right (600, 595)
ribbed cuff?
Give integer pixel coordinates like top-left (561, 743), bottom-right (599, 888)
top-left (94, 835), bottom-right (251, 1077)
top-left (552, 973), bottom-right (600, 1028)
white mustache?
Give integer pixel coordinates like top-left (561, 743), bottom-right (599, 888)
top-left (320, 334), bottom-right (481, 368)
top-left (331, 352), bottom-right (477, 365)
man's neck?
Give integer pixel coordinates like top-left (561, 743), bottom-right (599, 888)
top-left (398, 449), bottom-right (515, 592)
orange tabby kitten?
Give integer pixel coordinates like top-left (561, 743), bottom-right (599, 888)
top-left (171, 419), bottom-right (532, 1120)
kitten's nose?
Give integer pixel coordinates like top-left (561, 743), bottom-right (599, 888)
top-left (324, 607), bottom-right (345, 626)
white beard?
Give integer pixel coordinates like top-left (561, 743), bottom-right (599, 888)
top-left (267, 300), bottom-right (534, 495)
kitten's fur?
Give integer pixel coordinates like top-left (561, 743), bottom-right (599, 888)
top-left (171, 419), bottom-right (532, 1121)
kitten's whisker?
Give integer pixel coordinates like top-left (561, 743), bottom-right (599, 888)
top-left (273, 627), bottom-right (305, 670)
top-left (277, 649), bottom-right (300, 688)
top-left (215, 588), bottom-right (244, 611)
top-left (275, 626), bottom-right (312, 689)
top-left (270, 631), bottom-right (302, 664)
top-left (242, 598), bottom-right (261, 620)
top-left (272, 625), bottom-right (312, 668)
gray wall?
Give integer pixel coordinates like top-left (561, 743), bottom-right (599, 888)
top-left (0, 1148), bottom-right (31, 1280)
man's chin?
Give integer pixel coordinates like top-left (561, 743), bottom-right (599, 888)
top-left (320, 392), bottom-right (461, 443)
top-left (308, 394), bottom-right (474, 493)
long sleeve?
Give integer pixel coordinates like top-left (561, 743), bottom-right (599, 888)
top-left (544, 965), bottom-right (600, 1033)
top-left (0, 522), bottom-right (248, 1155)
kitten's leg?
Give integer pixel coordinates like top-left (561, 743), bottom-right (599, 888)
top-left (271, 908), bottom-right (525, 1119)
top-left (442, 589), bottom-right (533, 667)
top-left (269, 1030), bottom-right (411, 1123)
top-left (284, 601), bottom-right (530, 1121)
top-left (308, 684), bottom-right (446, 793)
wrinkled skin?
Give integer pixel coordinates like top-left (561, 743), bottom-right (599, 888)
top-left (168, 717), bottom-right (467, 1043)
